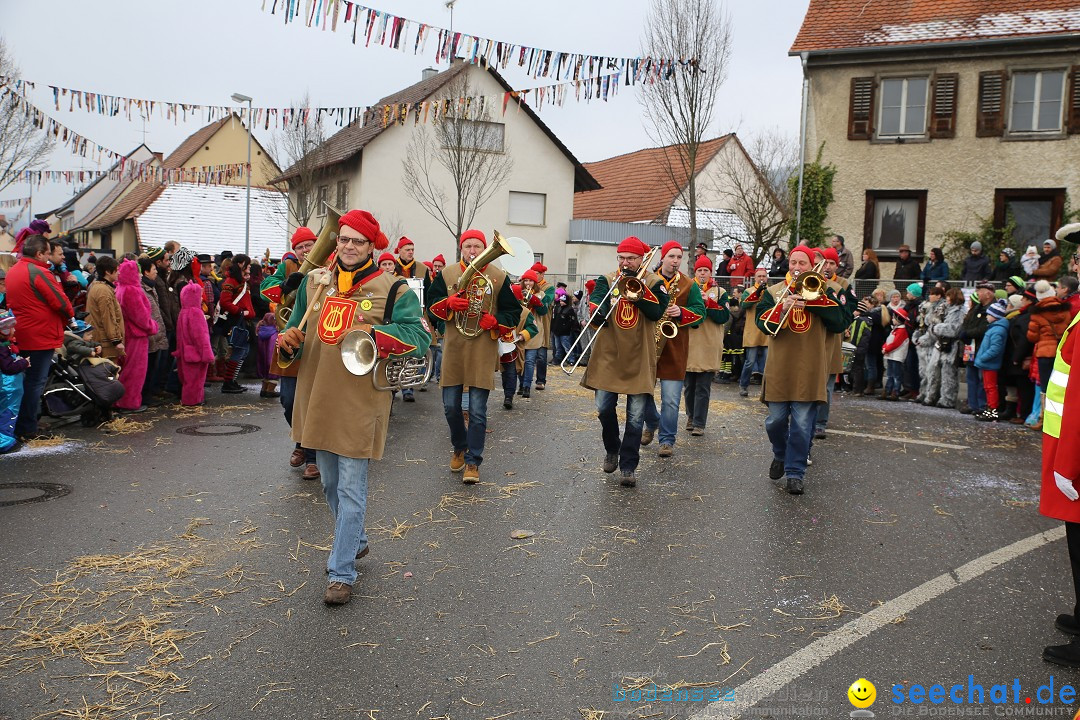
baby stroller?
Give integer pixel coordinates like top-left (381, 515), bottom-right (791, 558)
top-left (42, 332), bottom-right (125, 427)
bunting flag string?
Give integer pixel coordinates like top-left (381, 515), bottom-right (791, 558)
top-left (0, 196), bottom-right (30, 208)
top-left (7, 164), bottom-right (253, 189)
top-left (1, 82), bottom-right (123, 163)
top-left (261, 0), bottom-right (697, 85)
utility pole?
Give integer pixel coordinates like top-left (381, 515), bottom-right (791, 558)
top-left (231, 93), bottom-right (254, 256)
top-left (445, 0), bottom-right (458, 65)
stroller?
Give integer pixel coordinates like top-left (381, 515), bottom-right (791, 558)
top-left (42, 329), bottom-right (125, 427)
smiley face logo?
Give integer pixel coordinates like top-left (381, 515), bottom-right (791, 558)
top-left (848, 678), bottom-right (876, 709)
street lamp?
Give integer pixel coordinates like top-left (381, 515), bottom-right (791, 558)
top-left (231, 92), bottom-right (253, 256)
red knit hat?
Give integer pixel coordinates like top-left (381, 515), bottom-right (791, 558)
top-left (377, 252), bottom-right (396, 265)
top-left (789, 245), bottom-right (816, 263)
top-left (460, 229), bottom-right (486, 248)
top-left (432, 254), bottom-right (446, 265)
top-left (423, 261), bottom-right (434, 272)
top-left (585, 279), bottom-right (596, 293)
top-left (520, 270), bottom-right (540, 284)
top-left (339, 210), bottom-right (383, 247)
top-left (530, 262), bottom-right (548, 274)
top-left (694, 255), bottom-right (714, 271)
top-left (660, 240), bottom-right (683, 258)
top-left (616, 236), bottom-right (648, 256)
top-left (290, 227), bottom-right (317, 249)
top-left (821, 247), bottom-right (840, 264)
top-left (395, 236), bottom-right (414, 253)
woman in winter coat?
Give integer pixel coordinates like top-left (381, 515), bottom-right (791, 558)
top-left (174, 283), bottom-right (214, 406)
top-left (854, 249), bottom-right (881, 281)
top-left (1028, 280), bottom-right (1073, 395)
top-left (86, 256), bottom-right (125, 360)
top-left (921, 247), bottom-right (950, 291)
top-left (768, 249), bottom-right (788, 280)
top-left (924, 288), bottom-right (966, 408)
top-left (218, 254), bottom-right (255, 394)
top-left (114, 259), bottom-right (159, 412)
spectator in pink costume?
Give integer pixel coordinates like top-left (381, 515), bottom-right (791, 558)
top-left (114, 260), bottom-right (158, 412)
top-left (173, 283), bottom-right (213, 406)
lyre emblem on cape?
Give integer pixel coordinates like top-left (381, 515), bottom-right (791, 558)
top-left (613, 297), bottom-right (639, 330)
top-left (787, 306), bottom-right (811, 334)
top-left (318, 296), bottom-right (358, 345)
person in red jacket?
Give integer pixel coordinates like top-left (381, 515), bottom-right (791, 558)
top-left (725, 243), bottom-right (756, 285)
top-left (5, 235), bottom-right (74, 439)
top-left (219, 254), bottom-right (255, 394)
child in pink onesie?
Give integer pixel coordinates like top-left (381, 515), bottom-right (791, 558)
top-left (115, 259), bottom-right (158, 411)
top-left (174, 282), bottom-right (214, 405)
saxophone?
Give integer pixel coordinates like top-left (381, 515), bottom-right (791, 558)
top-left (655, 272), bottom-right (680, 356)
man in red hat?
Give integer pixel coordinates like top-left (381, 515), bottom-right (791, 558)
top-left (428, 228), bottom-right (522, 484)
top-left (581, 237), bottom-right (668, 487)
top-left (518, 265), bottom-right (551, 396)
top-left (812, 247), bottom-right (855, 439)
top-left (261, 226), bottom-right (320, 479)
top-left (641, 241), bottom-right (705, 457)
top-left (684, 253), bottom-right (730, 435)
top-left (755, 245), bottom-right (847, 495)
top-left (278, 209), bottom-right (430, 606)
top-left (432, 254), bottom-right (447, 275)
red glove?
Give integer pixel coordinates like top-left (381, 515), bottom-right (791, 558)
top-left (705, 298), bottom-right (720, 310)
top-left (446, 294), bottom-right (469, 312)
top-left (478, 313), bottom-right (498, 331)
top-left (529, 295), bottom-right (544, 309)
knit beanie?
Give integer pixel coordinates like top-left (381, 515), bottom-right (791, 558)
top-left (987, 300), bottom-right (1008, 319)
top-left (1035, 280), bottom-right (1055, 300)
top-left (906, 283), bottom-right (922, 298)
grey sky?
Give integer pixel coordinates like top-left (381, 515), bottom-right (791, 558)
top-left (0, 0), bottom-right (810, 219)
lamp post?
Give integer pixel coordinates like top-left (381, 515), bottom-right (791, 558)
top-left (231, 92), bottom-right (253, 256)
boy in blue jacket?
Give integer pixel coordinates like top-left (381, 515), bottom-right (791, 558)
top-left (974, 300), bottom-right (1010, 422)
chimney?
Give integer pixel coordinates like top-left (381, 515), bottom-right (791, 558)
top-left (422, 67), bottom-right (438, 81)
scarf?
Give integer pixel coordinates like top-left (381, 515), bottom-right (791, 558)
top-left (337, 257), bottom-right (373, 294)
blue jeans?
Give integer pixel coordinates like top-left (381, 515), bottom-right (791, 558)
top-left (443, 385), bottom-right (488, 466)
top-left (644, 379), bottom-right (684, 447)
top-left (432, 346), bottom-right (442, 383)
top-left (536, 347), bottom-right (548, 385)
top-left (552, 334), bottom-right (573, 363)
top-left (814, 374), bottom-right (834, 433)
top-left (279, 376), bottom-right (316, 464)
top-left (966, 363), bottom-right (986, 412)
top-left (520, 348), bottom-right (539, 390)
top-left (315, 450), bottom-right (369, 585)
top-left (885, 359), bottom-right (904, 395)
top-left (595, 390), bottom-right (647, 473)
top-left (15, 349), bottom-right (53, 437)
top-left (739, 346), bottom-right (767, 389)
top-left (765, 401), bottom-right (816, 480)
top-left (500, 361), bottom-right (518, 401)
top-left (227, 324), bottom-right (250, 364)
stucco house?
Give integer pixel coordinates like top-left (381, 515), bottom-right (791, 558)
top-left (790, 0), bottom-right (1080, 275)
top-left (273, 60), bottom-right (599, 272)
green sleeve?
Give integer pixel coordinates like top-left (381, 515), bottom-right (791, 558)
top-left (637, 279), bottom-right (667, 322)
top-left (260, 261), bottom-right (288, 300)
top-left (754, 286), bottom-right (778, 334)
top-left (685, 282), bottom-right (706, 328)
top-left (707, 289), bottom-right (731, 324)
top-left (808, 289), bottom-right (850, 334)
top-left (427, 269), bottom-right (448, 314)
top-left (375, 286), bottom-right (431, 358)
top-left (534, 285), bottom-right (554, 317)
top-left (522, 312), bottom-right (539, 340)
top-left (496, 277), bottom-right (523, 330)
top-left (281, 275), bottom-right (311, 361)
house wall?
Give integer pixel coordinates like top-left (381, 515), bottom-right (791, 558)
top-left (684, 140), bottom-right (762, 214)
top-left (806, 49), bottom-right (1080, 274)
top-left (67, 146), bottom-right (159, 234)
top-left (182, 117), bottom-right (279, 186)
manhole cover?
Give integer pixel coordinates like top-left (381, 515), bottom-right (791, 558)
top-left (0, 482), bottom-right (73, 507)
top-left (176, 423), bottom-right (261, 437)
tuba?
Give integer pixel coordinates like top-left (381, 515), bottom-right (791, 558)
top-left (453, 230), bottom-right (516, 338)
top-left (274, 202), bottom-right (343, 329)
top-left (340, 329), bottom-right (434, 390)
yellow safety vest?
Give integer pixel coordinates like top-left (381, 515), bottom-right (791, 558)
top-left (1044, 312), bottom-right (1080, 439)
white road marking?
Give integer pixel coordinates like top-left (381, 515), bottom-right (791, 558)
top-left (826, 428), bottom-right (969, 450)
top-left (689, 526), bottom-right (1065, 720)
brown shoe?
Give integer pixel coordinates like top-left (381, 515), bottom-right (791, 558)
top-left (658, 443), bottom-right (674, 458)
top-left (302, 463), bottom-right (321, 480)
top-left (685, 420), bottom-right (694, 431)
top-left (355, 546), bottom-right (369, 560)
top-left (690, 427), bottom-right (704, 436)
top-left (463, 464), bottom-right (480, 484)
top-left (640, 428), bottom-right (654, 446)
top-left (450, 451), bottom-right (466, 472)
top-left (323, 581), bottom-right (352, 605)
top-left (289, 448), bottom-right (305, 468)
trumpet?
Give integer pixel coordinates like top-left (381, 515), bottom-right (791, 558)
top-left (761, 260), bottom-right (827, 336)
top-left (340, 329), bottom-right (433, 390)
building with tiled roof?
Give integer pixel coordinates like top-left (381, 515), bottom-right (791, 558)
top-left (274, 60), bottom-right (598, 278)
top-left (790, 0), bottom-right (1080, 278)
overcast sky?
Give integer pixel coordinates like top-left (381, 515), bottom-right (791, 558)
top-left (0, 0), bottom-right (810, 222)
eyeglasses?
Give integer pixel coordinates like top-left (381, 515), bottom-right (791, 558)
top-left (337, 237), bottom-right (371, 247)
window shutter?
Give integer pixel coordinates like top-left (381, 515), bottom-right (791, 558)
top-left (929, 73), bottom-right (958, 139)
top-left (1068, 65), bottom-right (1080, 134)
top-left (976, 70), bottom-right (1007, 137)
top-left (848, 76), bottom-right (876, 140)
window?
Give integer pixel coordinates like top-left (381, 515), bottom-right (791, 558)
top-left (508, 191), bottom-right (546, 226)
top-left (336, 180), bottom-right (349, 209)
top-left (877, 77), bottom-right (928, 137)
top-left (863, 191), bottom-right (928, 255)
top-left (1010, 70), bottom-right (1067, 133)
top-left (443, 120), bottom-right (505, 152)
top-left (315, 185), bottom-right (328, 217)
top-left (567, 257), bottom-right (577, 276)
top-left (994, 189), bottom-right (1066, 249)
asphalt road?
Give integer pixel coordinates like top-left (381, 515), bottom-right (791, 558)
top-left (0, 372), bottom-right (1070, 720)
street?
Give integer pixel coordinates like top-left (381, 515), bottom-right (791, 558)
top-left (0, 372), bottom-right (1069, 720)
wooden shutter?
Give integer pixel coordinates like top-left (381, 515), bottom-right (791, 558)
top-left (1068, 65), bottom-right (1080, 134)
top-left (976, 70), bottom-right (1007, 137)
top-left (848, 76), bottom-right (876, 140)
top-left (929, 73), bottom-right (958, 138)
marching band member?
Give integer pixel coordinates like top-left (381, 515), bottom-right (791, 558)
top-left (755, 245), bottom-right (847, 496)
top-left (432, 254), bottom-right (447, 275)
top-left (581, 237), bottom-right (668, 487)
top-left (378, 252), bottom-right (398, 275)
top-left (814, 247), bottom-right (855, 439)
top-left (500, 283), bottom-right (539, 410)
top-left (428, 229), bottom-right (522, 484)
top-left (394, 237), bottom-right (432, 402)
top-left (739, 267), bottom-right (771, 398)
top-left (527, 262), bottom-right (554, 391)
top-left (260, 227), bottom-right (320, 479)
top-left (683, 254), bottom-right (730, 436)
top-left (517, 269), bottom-right (548, 398)
top-left (278, 209), bottom-right (430, 605)
top-left (642, 241), bottom-right (705, 457)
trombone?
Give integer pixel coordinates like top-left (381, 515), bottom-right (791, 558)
top-left (561, 246), bottom-right (659, 375)
top-left (761, 260), bottom-right (828, 336)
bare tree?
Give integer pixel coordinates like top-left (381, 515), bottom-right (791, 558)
top-left (710, 129), bottom-right (796, 265)
top-left (0, 38), bottom-right (53, 195)
top-left (401, 72), bottom-right (514, 252)
top-left (268, 92), bottom-right (326, 229)
top-left (639, 0), bottom-right (732, 246)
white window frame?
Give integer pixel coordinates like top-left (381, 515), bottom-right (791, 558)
top-left (315, 185), bottom-right (329, 217)
top-left (335, 180), bottom-right (349, 210)
top-left (567, 257), bottom-right (577, 276)
top-left (442, 119), bottom-right (505, 153)
top-left (507, 191), bottom-right (547, 227)
top-left (1008, 69), bottom-right (1067, 135)
top-left (876, 76), bottom-right (930, 139)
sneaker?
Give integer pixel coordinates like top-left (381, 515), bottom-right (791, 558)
top-left (323, 581), bottom-right (352, 605)
top-left (690, 427), bottom-right (704, 437)
top-left (978, 408), bottom-right (999, 422)
top-left (620, 470), bottom-right (636, 487)
top-left (786, 476), bottom-right (804, 495)
top-left (602, 454), bottom-right (618, 474)
top-left (302, 463), bottom-right (321, 480)
top-left (769, 459), bottom-right (784, 480)
top-left (503, 398), bottom-right (513, 410)
top-left (739, 388), bottom-right (749, 398)
top-left (640, 428), bottom-right (655, 446)
top-left (450, 451), bottom-right (466, 472)
top-left (1043, 640), bottom-right (1080, 668)
top-left (289, 448), bottom-right (305, 468)
top-left (463, 464), bottom-right (480, 484)
top-left (658, 443), bottom-right (674, 458)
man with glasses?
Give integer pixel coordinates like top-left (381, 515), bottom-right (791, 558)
top-left (278, 210), bottom-right (430, 605)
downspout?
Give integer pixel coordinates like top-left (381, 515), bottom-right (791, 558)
top-left (795, 51), bottom-right (809, 244)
